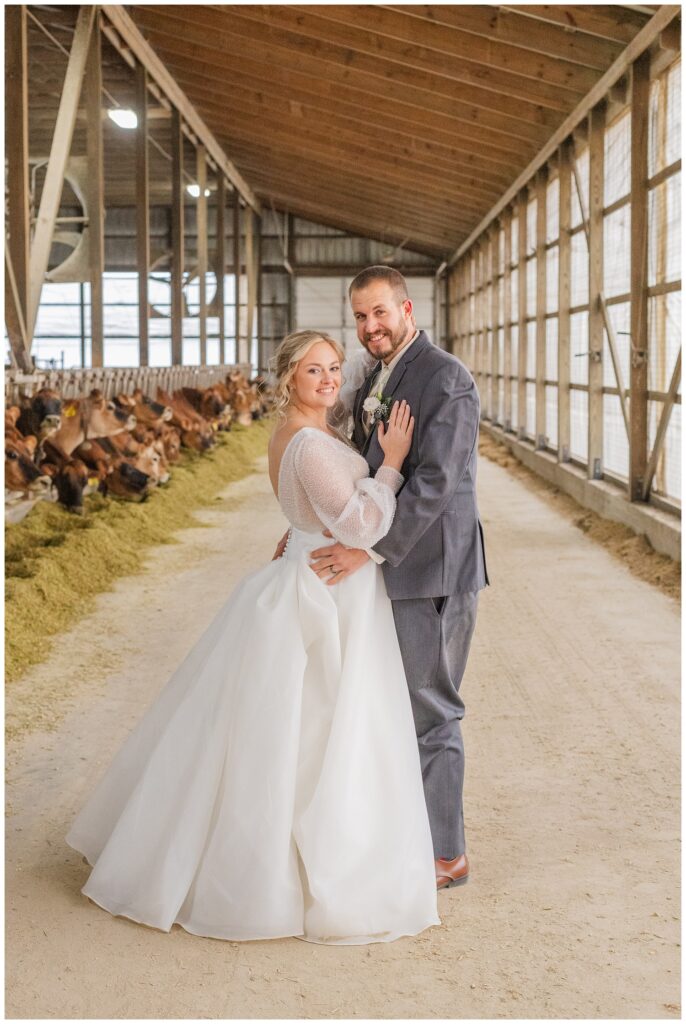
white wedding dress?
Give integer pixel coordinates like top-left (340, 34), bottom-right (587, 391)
top-left (66, 423), bottom-right (440, 944)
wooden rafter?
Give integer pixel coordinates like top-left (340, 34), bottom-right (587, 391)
top-left (158, 70), bottom-right (517, 190)
top-left (157, 50), bottom-right (543, 160)
top-left (199, 106), bottom-right (507, 205)
top-left (304, 4), bottom-right (599, 94)
top-left (134, 6), bottom-right (565, 127)
top-left (131, 18), bottom-right (553, 150)
top-left (388, 5), bottom-right (626, 69)
top-left (500, 5), bottom-right (652, 45)
top-left (234, 4), bottom-right (587, 108)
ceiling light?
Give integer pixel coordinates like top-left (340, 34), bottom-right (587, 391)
top-left (107, 108), bottom-right (138, 129)
top-left (186, 184), bottom-right (211, 198)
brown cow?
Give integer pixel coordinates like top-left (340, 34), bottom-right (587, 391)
top-left (157, 389), bottom-right (215, 451)
top-left (5, 433), bottom-right (51, 496)
top-left (16, 387), bottom-right (62, 441)
top-left (48, 390), bottom-right (136, 456)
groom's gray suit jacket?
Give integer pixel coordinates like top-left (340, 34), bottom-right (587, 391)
top-left (352, 331), bottom-right (489, 600)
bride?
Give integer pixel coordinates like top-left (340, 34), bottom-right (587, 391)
top-left (66, 329), bottom-right (440, 945)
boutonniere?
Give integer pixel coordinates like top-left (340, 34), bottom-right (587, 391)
top-left (362, 391), bottom-right (394, 424)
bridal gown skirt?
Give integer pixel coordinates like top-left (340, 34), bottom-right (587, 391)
top-left (66, 527), bottom-right (440, 944)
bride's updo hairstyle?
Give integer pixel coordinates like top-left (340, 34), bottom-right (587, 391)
top-left (272, 329), bottom-right (346, 420)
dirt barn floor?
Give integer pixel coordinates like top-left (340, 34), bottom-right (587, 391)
top-left (6, 450), bottom-right (681, 1019)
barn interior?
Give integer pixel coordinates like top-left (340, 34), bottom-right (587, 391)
top-left (6, 4), bottom-right (681, 545)
top-left (5, 7), bottom-right (682, 1017)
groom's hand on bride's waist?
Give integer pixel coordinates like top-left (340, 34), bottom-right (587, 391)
top-left (272, 529), bottom-right (290, 560)
top-left (309, 534), bottom-right (370, 586)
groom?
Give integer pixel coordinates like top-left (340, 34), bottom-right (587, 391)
top-left (309, 266), bottom-right (489, 890)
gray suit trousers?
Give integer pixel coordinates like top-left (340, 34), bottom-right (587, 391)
top-left (391, 592), bottom-right (479, 859)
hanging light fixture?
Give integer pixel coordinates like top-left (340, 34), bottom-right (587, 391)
top-left (107, 108), bottom-right (138, 129)
top-left (186, 184), bottom-right (211, 198)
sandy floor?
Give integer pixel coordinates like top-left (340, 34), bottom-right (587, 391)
top-left (6, 454), bottom-right (681, 1019)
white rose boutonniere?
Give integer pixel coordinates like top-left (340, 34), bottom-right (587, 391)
top-left (363, 391), bottom-right (394, 424)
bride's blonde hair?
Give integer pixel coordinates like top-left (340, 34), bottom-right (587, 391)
top-left (271, 329), bottom-right (346, 420)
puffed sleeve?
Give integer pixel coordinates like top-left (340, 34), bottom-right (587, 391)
top-left (293, 431), bottom-right (403, 549)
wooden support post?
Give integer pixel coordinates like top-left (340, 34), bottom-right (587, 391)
top-left (245, 208), bottom-right (256, 369)
top-left (535, 169), bottom-right (548, 449)
top-left (233, 193), bottom-right (242, 364)
top-left (475, 247), bottom-right (483, 405)
top-left (28, 5), bottom-right (95, 342)
top-left (287, 212), bottom-right (295, 333)
top-left (471, 255), bottom-right (477, 373)
top-left (171, 106), bottom-right (184, 365)
top-left (474, 242), bottom-right (483, 402)
top-left (86, 9), bottom-right (104, 368)
top-left (136, 61), bottom-right (150, 367)
top-left (215, 176), bottom-right (226, 364)
top-left (197, 145), bottom-right (208, 365)
top-left (629, 51), bottom-right (651, 501)
top-left (490, 226), bottom-right (499, 423)
top-left (653, 74), bottom-right (668, 495)
top-left (558, 140), bottom-right (572, 463)
top-left (256, 213), bottom-right (263, 372)
top-left (79, 282), bottom-right (86, 367)
top-left (517, 193), bottom-right (528, 437)
top-left (5, 5), bottom-right (32, 371)
top-left (503, 208), bottom-right (512, 431)
top-left (587, 102), bottom-right (605, 479)
top-left (454, 265), bottom-right (462, 361)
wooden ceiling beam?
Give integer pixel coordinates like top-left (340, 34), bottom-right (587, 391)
top-left (162, 58), bottom-right (532, 175)
top-left (229, 150), bottom-right (478, 234)
top-left (226, 160), bottom-right (481, 234)
top-left (184, 95), bottom-right (512, 202)
top-left (134, 7), bottom-right (565, 126)
top-left (205, 112), bottom-right (502, 208)
top-left (131, 15), bottom-right (553, 149)
top-left (386, 5), bottom-right (625, 70)
top-left (227, 5), bottom-right (588, 109)
top-left (500, 5), bottom-right (652, 44)
top-left (298, 4), bottom-right (600, 93)
top-left (175, 80), bottom-right (515, 192)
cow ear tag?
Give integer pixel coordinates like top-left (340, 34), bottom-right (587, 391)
top-left (64, 406), bottom-right (77, 418)
top-left (88, 477), bottom-right (99, 487)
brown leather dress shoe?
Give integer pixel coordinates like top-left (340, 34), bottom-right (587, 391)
top-left (435, 853), bottom-right (469, 889)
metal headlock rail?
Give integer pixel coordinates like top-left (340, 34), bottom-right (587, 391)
top-left (4, 363), bottom-right (253, 404)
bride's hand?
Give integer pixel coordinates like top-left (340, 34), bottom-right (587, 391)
top-left (377, 400), bottom-right (414, 470)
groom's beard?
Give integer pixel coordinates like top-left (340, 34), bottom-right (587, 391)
top-left (363, 319), bottom-right (412, 363)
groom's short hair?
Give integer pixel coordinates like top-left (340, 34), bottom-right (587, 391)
top-left (349, 266), bottom-right (409, 305)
